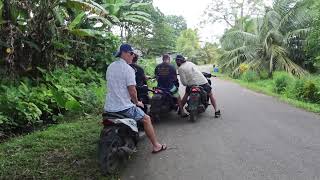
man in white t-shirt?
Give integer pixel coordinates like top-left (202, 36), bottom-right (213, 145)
top-left (175, 55), bottom-right (221, 118)
top-left (104, 44), bottom-right (167, 153)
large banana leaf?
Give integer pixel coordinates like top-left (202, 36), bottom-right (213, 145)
top-left (122, 11), bottom-right (150, 18)
top-left (121, 14), bottom-right (151, 23)
top-left (131, 3), bottom-right (150, 9)
top-left (69, 28), bottom-right (105, 37)
top-left (62, 0), bottom-right (109, 16)
top-left (68, 12), bottom-right (85, 30)
top-left (87, 14), bottom-right (114, 26)
top-left (52, 7), bottom-right (64, 26)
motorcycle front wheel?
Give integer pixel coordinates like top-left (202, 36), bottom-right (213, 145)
top-left (150, 113), bottom-right (160, 122)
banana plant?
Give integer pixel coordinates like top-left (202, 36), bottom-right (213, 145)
top-left (98, 0), bottom-right (151, 39)
top-left (101, 0), bottom-right (151, 23)
top-left (60, 0), bottom-right (117, 28)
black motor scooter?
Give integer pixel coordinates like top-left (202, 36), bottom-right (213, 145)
top-left (98, 111), bottom-right (143, 175)
top-left (149, 87), bottom-right (179, 122)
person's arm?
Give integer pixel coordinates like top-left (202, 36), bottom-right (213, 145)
top-left (178, 68), bottom-right (187, 86)
top-left (171, 65), bottom-right (179, 87)
top-left (128, 85), bottom-right (139, 104)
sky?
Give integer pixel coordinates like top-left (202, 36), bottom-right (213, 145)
top-left (153, 0), bottom-right (220, 43)
top-left (153, 0), bottom-right (273, 43)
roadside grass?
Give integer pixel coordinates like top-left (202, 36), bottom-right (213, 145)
top-left (0, 114), bottom-right (118, 180)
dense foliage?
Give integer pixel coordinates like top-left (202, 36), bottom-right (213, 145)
top-left (0, 0), bottom-right (187, 137)
top-left (0, 65), bottom-right (106, 137)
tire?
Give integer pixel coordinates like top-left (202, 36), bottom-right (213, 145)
top-left (189, 111), bottom-right (197, 122)
top-left (98, 128), bottom-right (123, 175)
top-left (151, 113), bottom-right (160, 123)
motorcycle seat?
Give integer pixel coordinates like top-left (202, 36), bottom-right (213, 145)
top-left (102, 112), bottom-right (128, 119)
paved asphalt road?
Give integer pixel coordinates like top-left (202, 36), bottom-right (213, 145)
top-left (121, 66), bottom-right (320, 180)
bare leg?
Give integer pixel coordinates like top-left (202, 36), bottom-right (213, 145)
top-left (142, 114), bottom-right (165, 151)
top-left (177, 95), bottom-right (187, 116)
top-left (208, 92), bottom-right (221, 118)
top-left (208, 92), bottom-right (217, 111)
top-left (181, 92), bottom-right (188, 107)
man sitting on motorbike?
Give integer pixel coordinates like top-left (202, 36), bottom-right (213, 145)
top-left (154, 54), bottom-right (188, 117)
top-left (130, 51), bottom-right (147, 87)
top-left (175, 55), bottom-right (221, 118)
top-left (104, 43), bottom-right (167, 153)
top-left (129, 51), bottom-right (150, 109)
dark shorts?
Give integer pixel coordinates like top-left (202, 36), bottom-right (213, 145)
top-left (186, 83), bottom-right (212, 94)
top-left (118, 106), bottom-right (145, 122)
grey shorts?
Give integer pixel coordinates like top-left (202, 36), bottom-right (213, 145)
top-left (119, 106), bottom-right (145, 122)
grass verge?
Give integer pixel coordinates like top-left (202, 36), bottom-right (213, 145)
top-left (0, 113), bottom-right (118, 180)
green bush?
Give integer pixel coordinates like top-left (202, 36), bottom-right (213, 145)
top-left (138, 58), bottom-right (157, 77)
top-left (273, 72), bottom-right (294, 94)
top-left (258, 71), bottom-right (269, 80)
top-left (0, 83), bottom-right (51, 132)
top-left (286, 76), bottom-right (320, 104)
top-left (241, 71), bottom-right (259, 82)
top-left (0, 65), bottom-right (105, 135)
top-left (287, 78), bottom-right (305, 99)
top-left (138, 58), bottom-right (158, 87)
top-left (301, 80), bottom-right (320, 103)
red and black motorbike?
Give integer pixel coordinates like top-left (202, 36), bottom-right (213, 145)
top-left (186, 72), bottom-right (213, 122)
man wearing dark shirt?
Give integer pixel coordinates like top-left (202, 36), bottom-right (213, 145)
top-left (130, 54), bottom-right (150, 108)
top-left (130, 54), bottom-right (147, 87)
top-left (154, 54), bottom-right (188, 117)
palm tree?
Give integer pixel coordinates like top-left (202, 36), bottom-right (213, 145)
top-left (219, 0), bottom-right (313, 77)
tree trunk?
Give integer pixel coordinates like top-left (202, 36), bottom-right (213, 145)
top-left (268, 54), bottom-right (274, 78)
top-left (120, 25), bottom-right (124, 41)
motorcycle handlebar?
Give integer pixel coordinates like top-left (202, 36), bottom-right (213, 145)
top-left (137, 85), bottom-right (155, 93)
top-left (177, 72), bottom-right (216, 78)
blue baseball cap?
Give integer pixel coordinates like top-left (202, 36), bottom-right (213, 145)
top-left (114, 43), bottom-right (134, 57)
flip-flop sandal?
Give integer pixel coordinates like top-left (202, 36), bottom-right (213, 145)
top-left (214, 110), bottom-right (221, 118)
top-left (152, 144), bottom-right (167, 154)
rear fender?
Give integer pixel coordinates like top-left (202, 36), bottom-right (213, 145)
top-left (150, 94), bottom-right (163, 113)
top-left (108, 118), bottom-right (138, 133)
top-left (188, 92), bottom-right (201, 111)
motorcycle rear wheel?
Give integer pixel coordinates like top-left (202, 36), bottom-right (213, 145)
top-left (189, 111), bottom-right (197, 122)
top-left (98, 128), bottom-right (123, 175)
